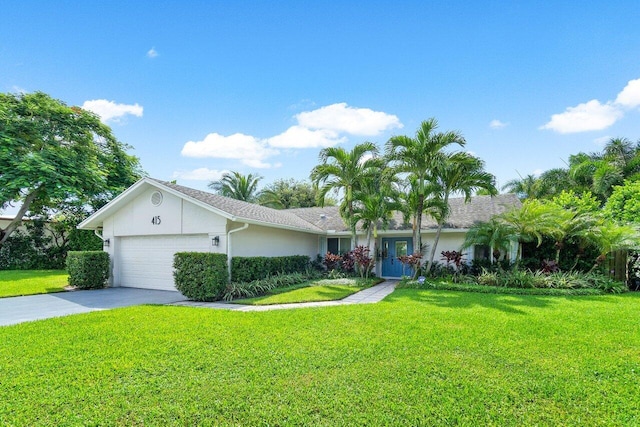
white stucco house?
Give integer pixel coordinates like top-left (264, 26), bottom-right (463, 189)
top-left (78, 177), bottom-right (521, 291)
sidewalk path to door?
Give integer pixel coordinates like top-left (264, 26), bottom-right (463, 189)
top-left (171, 280), bottom-right (398, 312)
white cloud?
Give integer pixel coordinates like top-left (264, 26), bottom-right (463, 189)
top-left (489, 119), bottom-right (508, 129)
top-left (593, 135), bottom-right (612, 147)
top-left (296, 103), bottom-right (402, 136)
top-left (267, 125), bottom-right (346, 148)
top-left (533, 169), bottom-right (544, 177)
top-left (172, 168), bottom-right (228, 181)
top-left (147, 47), bottom-right (158, 58)
top-left (615, 78), bottom-right (640, 108)
top-left (540, 99), bottom-right (622, 134)
top-left (541, 77), bottom-right (640, 134)
top-left (181, 132), bottom-right (279, 168)
top-left (81, 99), bottom-right (143, 123)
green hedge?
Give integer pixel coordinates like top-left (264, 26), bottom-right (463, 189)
top-left (231, 255), bottom-right (310, 282)
top-left (66, 251), bottom-right (110, 289)
top-left (173, 252), bottom-right (228, 301)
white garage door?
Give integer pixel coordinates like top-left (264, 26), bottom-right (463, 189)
top-left (118, 234), bottom-right (210, 291)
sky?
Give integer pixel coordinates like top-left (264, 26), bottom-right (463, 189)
top-left (2, 1), bottom-right (640, 212)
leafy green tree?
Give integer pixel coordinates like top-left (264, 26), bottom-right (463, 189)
top-left (385, 118), bottom-right (465, 254)
top-left (603, 181), bottom-right (640, 224)
top-left (310, 142), bottom-right (381, 247)
top-left (0, 91), bottom-right (143, 247)
top-left (461, 217), bottom-right (514, 263)
top-left (424, 152), bottom-right (497, 273)
top-left (258, 178), bottom-right (335, 209)
top-left (208, 171), bottom-right (262, 202)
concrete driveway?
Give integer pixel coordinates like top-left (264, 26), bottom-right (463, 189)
top-left (0, 288), bottom-right (186, 327)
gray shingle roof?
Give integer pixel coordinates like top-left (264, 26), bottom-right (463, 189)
top-left (153, 179), bottom-right (325, 233)
top-left (155, 179), bottom-right (520, 233)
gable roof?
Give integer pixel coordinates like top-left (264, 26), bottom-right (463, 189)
top-left (79, 177), bottom-right (521, 234)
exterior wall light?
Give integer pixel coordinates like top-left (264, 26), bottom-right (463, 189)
top-left (212, 236), bottom-right (220, 247)
top-left (103, 238), bottom-right (110, 247)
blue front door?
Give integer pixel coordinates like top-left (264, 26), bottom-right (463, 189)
top-left (381, 237), bottom-right (414, 277)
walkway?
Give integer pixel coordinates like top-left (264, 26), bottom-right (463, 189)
top-left (171, 280), bottom-right (398, 312)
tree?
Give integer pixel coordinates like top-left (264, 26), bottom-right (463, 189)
top-left (351, 166), bottom-right (402, 249)
top-left (208, 171), bottom-right (262, 202)
top-left (501, 173), bottom-right (541, 200)
top-left (0, 91), bottom-right (143, 247)
top-left (603, 181), bottom-right (640, 224)
top-left (258, 178), bottom-right (335, 209)
top-left (385, 118), bottom-right (465, 255)
top-left (424, 152), bottom-right (498, 273)
top-left (310, 142), bottom-right (381, 247)
top-left (461, 217), bottom-right (514, 263)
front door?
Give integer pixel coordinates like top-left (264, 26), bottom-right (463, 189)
top-left (381, 237), bottom-right (414, 278)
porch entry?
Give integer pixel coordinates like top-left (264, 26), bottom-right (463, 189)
top-left (381, 237), bottom-right (414, 278)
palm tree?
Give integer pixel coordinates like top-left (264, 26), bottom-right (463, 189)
top-left (501, 173), bottom-right (541, 200)
top-left (310, 142), bottom-right (381, 247)
top-left (424, 152), bottom-right (498, 273)
top-left (208, 171), bottom-right (262, 202)
top-left (351, 166), bottom-right (403, 249)
top-left (461, 217), bottom-right (514, 263)
top-left (579, 221), bottom-right (640, 273)
top-left (385, 118), bottom-right (466, 254)
top-left (497, 199), bottom-right (561, 268)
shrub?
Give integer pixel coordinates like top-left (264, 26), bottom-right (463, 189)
top-left (66, 251), bottom-right (110, 289)
top-left (174, 252), bottom-right (228, 301)
top-left (231, 255), bottom-right (310, 282)
top-left (222, 271), bottom-right (319, 301)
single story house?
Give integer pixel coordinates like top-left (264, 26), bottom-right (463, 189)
top-left (78, 177), bottom-right (521, 291)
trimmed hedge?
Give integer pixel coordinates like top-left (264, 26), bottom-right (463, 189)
top-left (173, 252), bottom-right (228, 301)
top-left (66, 251), bottom-right (110, 289)
top-left (231, 255), bottom-right (310, 282)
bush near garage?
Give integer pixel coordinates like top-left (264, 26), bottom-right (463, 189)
top-left (66, 251), bottom-right (110, 289)
top-left (231, 255), bottom-right (310, 282)
top-left (173, 252), bottom-right (228, 301)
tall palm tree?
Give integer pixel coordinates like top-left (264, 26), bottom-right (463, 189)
top-left (208, 171), bottom-right (262, 202)
top-left (424, 152), bottom-right (498, 273)
top-left (351, 166), bottom-right (403, 249)
top-left (385, 118), bottom-right (466, 254)
top-left (310, 142), bottom-right (381, 247)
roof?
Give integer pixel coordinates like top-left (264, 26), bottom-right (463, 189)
top-left (79, 177), bottom-right (521, 234)
top-left (289, 194), bottom-right (521, 232)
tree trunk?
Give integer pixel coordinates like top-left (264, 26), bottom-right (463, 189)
top-left (0, 188), bottom-right (41, 247)
top-left (426, 221), bottom-right (444, 274)
top-left (414, 193), bottom-right (424, 254)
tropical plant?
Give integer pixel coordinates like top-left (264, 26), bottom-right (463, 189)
top-left (424, 152), bottom-right (498, 273)
top-left (385, 118), bottom-right (466, 255)
top-left (501, 173), bottom-right (541, 200)
top-left (310, 142), bottom-right (381, 247)
top-left (258, 178), bottom-right (335, 209)
top-left (461, 217), bottom-right (514, 263)
top-left (578, 221), bottom-right (640, 273)
top-left (208, 171), bottom-right (262, 202)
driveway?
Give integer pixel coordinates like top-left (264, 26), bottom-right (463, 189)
top-left (0, 288), bottom-right (186, 327)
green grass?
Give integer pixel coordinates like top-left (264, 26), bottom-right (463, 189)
top-left (0, 270), bottom-right (68, 298)
top-left (234, 277), bottom-right (378, 305)
top-left (1, 289), bottom-right (639, 425)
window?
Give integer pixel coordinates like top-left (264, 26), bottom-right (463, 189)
top-left (327, 237), bottom-right (351, 255)
top-left (474, 245), bottom-right (491, 260)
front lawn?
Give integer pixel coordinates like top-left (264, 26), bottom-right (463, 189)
top-left (234, 277), bottom-right (378, 305)
top-left (0, 270), bottom-right (68, 298)
top-left (1, 289), bottom-right (639, 425)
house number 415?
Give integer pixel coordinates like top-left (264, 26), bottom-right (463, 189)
top-left (151, 216), bottom-right (161, 225)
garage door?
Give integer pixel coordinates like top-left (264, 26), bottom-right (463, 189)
top-left (118, 234), bottom-right (210, 291)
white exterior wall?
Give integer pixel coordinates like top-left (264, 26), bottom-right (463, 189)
top-left (230, 223), bottom-right (320, 259)
top-left (100, 188), bottom-right (229, 288)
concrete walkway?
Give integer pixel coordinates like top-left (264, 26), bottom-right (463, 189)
top-left (172, 280), bottom-right (398, 312)
top-left (1, 281), bottom-right (397, 326)
top-left (0, 288), bottom-right (185, 327)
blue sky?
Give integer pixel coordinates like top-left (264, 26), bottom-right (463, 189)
top-left (2, 1), bottom-right (640, 205)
